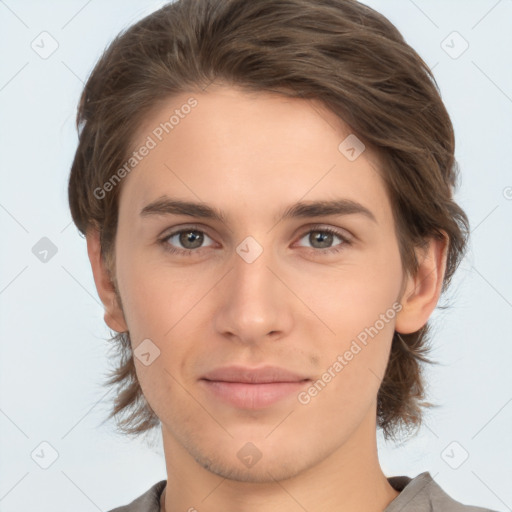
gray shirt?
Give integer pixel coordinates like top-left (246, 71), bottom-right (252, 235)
top-left (109, 472), bottom-right (498, 511)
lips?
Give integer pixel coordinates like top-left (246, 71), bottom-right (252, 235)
top-left (200, 365), bottom-right (311, 409)
top-left (201, 365), bottom-right (310, 383)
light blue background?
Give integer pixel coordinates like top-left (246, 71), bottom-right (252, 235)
top-left (0, 1), bottom-right (511, 510)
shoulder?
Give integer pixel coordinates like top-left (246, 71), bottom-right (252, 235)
top-left (107, 480), bottom-right (167, 512)
top-left (386, 472), bottom-right (498, 512)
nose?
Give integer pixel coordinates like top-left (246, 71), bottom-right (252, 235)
top-left (212, 241), bottom-right (293, 345)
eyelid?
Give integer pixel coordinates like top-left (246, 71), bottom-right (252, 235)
top-left (159, 223), bottom-right (221, 246)
top-left (160, 222), bottom-right (353, 240)
top-left (159, 222), bottom-right (212, 238)
top-left (294, 223), bottom-right (354, 243)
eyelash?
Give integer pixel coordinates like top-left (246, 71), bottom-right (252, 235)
top-left (158, 224), bottom-right (352, 257)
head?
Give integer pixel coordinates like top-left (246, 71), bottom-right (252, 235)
top-left (68, 0), bottom-right (468, 479)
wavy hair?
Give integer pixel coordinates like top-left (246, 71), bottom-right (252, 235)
top-left (68, 0), bottom-right (469, 441)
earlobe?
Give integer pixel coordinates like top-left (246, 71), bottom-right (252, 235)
top-left (395, 232), bottom-right (449, 335)
top-left (86, 228), bottom-right (128, 333)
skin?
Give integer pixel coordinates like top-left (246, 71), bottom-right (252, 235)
top-left (87, 84), bottom-right (447, 512)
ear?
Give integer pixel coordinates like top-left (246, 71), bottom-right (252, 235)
top-left (395, 232), bottom-right (449, 334)
top-left (86, 228), bottom-right (128, 333)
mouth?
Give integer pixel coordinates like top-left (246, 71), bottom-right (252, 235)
top-left (199, 365), bottom-right (311, 409)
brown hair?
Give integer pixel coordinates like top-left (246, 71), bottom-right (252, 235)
top-left (68, 0), bottom-right (469, 441)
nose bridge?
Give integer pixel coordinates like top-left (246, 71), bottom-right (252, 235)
top-left (231, 235), bottom-right (278, 312)
top-left (213, 236), bottom-right (290, 341)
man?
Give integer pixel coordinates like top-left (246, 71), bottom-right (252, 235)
top-left (67, 0), bottom-right (497, 510)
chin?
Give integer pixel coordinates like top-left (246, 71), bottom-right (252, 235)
top-left (193, 449), bottom-right (309, 484)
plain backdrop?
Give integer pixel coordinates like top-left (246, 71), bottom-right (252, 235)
top-left (0, 1), bottom-right (511, 511)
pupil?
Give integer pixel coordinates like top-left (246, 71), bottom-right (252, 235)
top-left (180, 230), bottom-right (203, 249)
top-left (311, 231), bottom-right (332, 248)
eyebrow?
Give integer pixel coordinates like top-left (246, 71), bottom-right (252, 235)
top-left (140, 196), bottom-right (377, 224)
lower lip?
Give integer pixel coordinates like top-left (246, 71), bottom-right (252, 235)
top-left (200, 380), bottom-right (310, 409)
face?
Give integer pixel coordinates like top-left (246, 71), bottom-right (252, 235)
top-left (108, 85), bottom-right (409, 482)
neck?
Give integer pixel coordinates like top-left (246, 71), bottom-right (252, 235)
top-left (160, 409), bottom-right (399, 512)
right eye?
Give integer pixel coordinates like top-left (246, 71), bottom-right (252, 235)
top-left (159, 227), bottom-right (216, 255)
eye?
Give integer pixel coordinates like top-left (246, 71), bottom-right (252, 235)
top-left (158, 224), bottom-right (352, 257)
top-left (295, 226), bottom-right (352, 254)
top-left (160, 227), bottom-right (215, 255)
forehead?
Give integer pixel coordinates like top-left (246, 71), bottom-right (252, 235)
top-left (118, 85), bottom-right (391, 226)
top-left (129, 85), bottom-right (354, 163)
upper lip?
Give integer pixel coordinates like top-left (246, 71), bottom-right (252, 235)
top-left (201, 365), bottom-right (310, 384)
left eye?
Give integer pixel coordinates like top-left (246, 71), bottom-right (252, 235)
top-left (295, 228), bottom-right (348, 251)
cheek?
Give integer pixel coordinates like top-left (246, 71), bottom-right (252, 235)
top-left (115, 252), bottom-right (212, 391)
top-left (115, 247), bottom-right (197, 341)
top-left (294, 243), bottom-right (403, 343)
top-left (295, 241), bottom-right (403, 398)
top-left (298, 317), bottom-right (396, 428)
